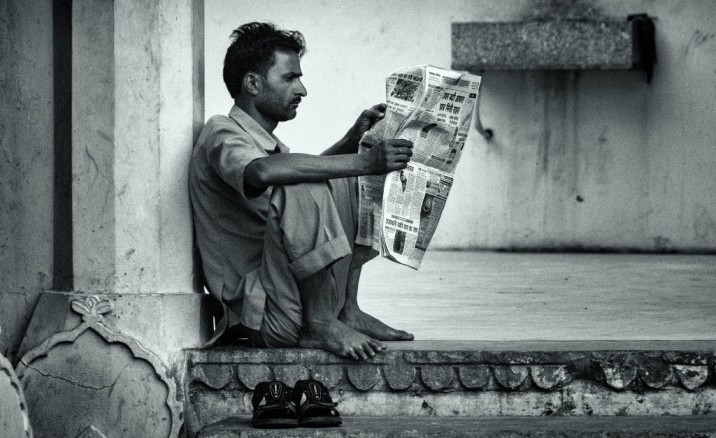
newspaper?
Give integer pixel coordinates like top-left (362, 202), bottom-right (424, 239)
top-left (356, 65), bottom-right (481, 269)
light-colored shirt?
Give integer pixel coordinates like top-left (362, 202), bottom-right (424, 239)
top-left (189, 105), bottom-right (289, 330)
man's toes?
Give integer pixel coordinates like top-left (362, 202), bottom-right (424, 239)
top-left (362, 342), bottom-right (377, 357)
top-left (347, 347), bottom-right (360, 361)
top-left (369, 339), bottom-right (386, 351)
top-left (354, 345), bottom-right (369, 361)
top-left (398, 331), bottom-right (414, 341)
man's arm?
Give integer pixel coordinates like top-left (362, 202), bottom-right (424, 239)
top-left (244, 103), bottom-right (412, 194)
top-left (244, 138), bottom-right (412, 192)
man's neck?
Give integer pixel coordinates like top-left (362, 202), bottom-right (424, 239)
top-left (234, 97), bottom-right (278, 134)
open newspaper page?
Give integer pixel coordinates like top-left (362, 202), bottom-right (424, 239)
top-left (357, 65), bottom-right (481, 269)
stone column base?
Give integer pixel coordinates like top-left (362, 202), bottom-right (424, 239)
top-left (16, 291), bottom-right (216, 437)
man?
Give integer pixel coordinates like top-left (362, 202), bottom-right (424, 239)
top-left (189, 22), bottom-right (414, 361)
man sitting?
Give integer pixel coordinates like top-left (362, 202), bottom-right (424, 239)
top-left (189, 22), bottom-right (414, 361)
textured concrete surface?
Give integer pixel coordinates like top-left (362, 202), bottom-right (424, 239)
top-left (452, 20), bottom-right (633, 71)
top-left (198, 416), bottom-right (716, 438)
top-left (359, 251), bottom-right (716, 341)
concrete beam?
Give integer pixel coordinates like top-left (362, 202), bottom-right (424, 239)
top-left (452, 20), bottom-right (635, 71)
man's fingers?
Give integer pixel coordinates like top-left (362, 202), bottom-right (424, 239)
top-left (363, 105), bottom-right (386, 120)
top-left (388, 139), bottom-right (413, 149)
top-left (371, 103), bottom-right (387, 114)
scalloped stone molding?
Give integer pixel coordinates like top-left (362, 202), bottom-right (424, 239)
top-left (0, 345), bottom-right (32, 438)
top-left (16, 296), bottom-right (182, 437)
top-left (184, 344), bottom-right (716, 434)
top-left (188, 349), bottom-right (714, 394)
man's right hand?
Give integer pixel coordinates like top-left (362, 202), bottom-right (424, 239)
top-left (363, 138), bottom-right (414, 175)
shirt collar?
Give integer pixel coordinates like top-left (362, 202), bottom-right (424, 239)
top-left (228, 105), bottom-right (290, 154)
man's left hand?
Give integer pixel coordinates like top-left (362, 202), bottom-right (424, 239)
top-left (350, 103), bottom-right (386, 141)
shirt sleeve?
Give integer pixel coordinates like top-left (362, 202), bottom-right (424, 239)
top-left (205, 121), bottom-right (266, 200)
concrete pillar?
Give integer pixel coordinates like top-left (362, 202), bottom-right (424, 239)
top-left (13, 1), bottom-right (210, 435)
top-left (0, 0), bottom-right (55, 360)
top-left (72, 0), bottom-right (204, 294)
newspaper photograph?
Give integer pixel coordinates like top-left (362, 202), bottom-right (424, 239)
top-left (357, 65), bottom-right (481, 269)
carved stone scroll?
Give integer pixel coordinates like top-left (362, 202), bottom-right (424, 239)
top-left (16, 296), bottom-right (182, 437)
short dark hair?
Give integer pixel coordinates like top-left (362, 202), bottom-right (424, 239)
top-left (223, 22), bottom-right (306, 98)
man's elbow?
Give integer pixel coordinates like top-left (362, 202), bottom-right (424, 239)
top-left (245, 159), bottom-right (270, 190)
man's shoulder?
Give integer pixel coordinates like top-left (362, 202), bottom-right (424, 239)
top-left (197, 114), bottom-right (252, 148)
top-left (205, 114), bottom-right (240, 132)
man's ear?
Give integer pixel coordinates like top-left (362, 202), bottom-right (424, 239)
top-left (243, 72), bottom-right (261, 96)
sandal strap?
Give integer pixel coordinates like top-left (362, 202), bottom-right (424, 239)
top-left (293, 379), bottom-right (339, 414)
top-left (252, 380), bottom-right (293, 410)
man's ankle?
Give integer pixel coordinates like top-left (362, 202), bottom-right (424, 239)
top-left (302, 317), bottom-right (337, 331)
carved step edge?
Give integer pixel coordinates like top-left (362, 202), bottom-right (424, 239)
top-left (184, 346), bottom-right (716, 434)
top-left (187, 347), bottom-right (715, 393)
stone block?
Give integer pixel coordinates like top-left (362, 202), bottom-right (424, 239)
top-left (673, 365), bottom-right (709, 391)
top-left (347, 365), bottom-right (381, 391)
top-left (421, 366), bottom-right (455, 391)
top-left (309, 365), bottom-right (344, 389)
top-left (382, 364), bottom-right (416, 390)
top-left (530, 365), bottom-right (571, 390)
top-left (493, 366), bottom-right (530, 389)
top-left (452, 20), bottom-right (634, 71)
top-left (272, 365), bottom-right (309, 387)
top-left (192, 364), bottom-right (233, 390)
top-left (638, 358), bottom-right (673, 389)
top-left (236, 365), bottom-right (271, 390)
top-left (458, 365), bottom-right (490, 390)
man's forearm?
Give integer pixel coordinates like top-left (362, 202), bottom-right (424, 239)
top-left (245, 152), bottom-right (369, 189)
top-left (321, 130), bottom-right (360, 156)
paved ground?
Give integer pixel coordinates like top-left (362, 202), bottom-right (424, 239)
top-left (358, 251), bottom-right (716, 341)
top-left (199, 416), bottom-right (716, 437)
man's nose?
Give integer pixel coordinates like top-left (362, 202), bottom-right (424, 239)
top-left (295, 79), bottom-right (307, 97)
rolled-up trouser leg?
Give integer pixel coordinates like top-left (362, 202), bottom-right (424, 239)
top-left (256, 178), bottom-right (359, 347)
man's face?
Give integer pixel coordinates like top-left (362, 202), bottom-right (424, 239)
top-left (255, 49), bottom-right (307, 123)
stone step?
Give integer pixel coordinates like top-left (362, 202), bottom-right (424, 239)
top-left (183, 340), bottom-right (716, 436)
top-left (197, 416), bottom-right (716, 437)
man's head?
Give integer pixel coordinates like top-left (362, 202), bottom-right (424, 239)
top-left (224, 22), bottom-right (307, 123)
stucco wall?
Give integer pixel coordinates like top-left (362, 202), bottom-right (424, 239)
top-left (205, 0), bottom-right (716, 251)
top-left (0, 0), bottom-right (55, 358)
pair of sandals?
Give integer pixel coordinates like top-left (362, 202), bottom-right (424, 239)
top-left (251, 379), bottom-right (342, 428)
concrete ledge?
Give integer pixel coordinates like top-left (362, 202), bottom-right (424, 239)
top-left (452, 20), bottom-right (634, 71)
top-left (184, 341), bottom-right (716, 435)
top-left (198, 416), bottom-right (716, 438)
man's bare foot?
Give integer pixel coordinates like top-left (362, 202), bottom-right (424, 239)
top-left (298, 319), bottom-right (386, 361)
top-left (339, 309), bottom-right (414, 341)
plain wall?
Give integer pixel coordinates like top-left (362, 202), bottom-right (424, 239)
top-left (205, 0), bottom-right (716, 251)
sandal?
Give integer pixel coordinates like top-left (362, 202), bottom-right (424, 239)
top-left (251, 380), bottom-right (298, 428)
top-left (292, 379), bottom-right (342, 427)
